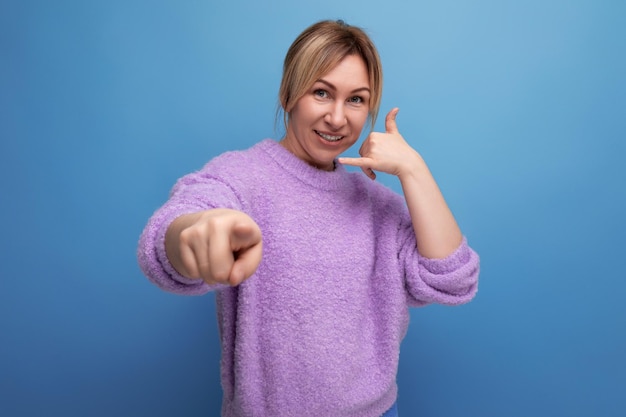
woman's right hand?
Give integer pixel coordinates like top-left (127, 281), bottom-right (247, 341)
top-left (164, 209), bottom-right (263, 286)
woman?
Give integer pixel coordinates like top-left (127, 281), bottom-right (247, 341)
top-left (138, 19), bottom-right (479, 417)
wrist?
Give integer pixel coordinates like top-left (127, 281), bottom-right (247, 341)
top-left (397, 151), bottom-right (429, 182)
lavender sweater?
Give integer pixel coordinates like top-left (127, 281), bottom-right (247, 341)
top-left (137, 139), bottom-right (479, 417)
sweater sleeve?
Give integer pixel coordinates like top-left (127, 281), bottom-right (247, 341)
top-left (397, 218), bottom-right (480, 307)
top-left (137, 168), bottom-right (244, 295)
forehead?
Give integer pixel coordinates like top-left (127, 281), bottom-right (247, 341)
top-left (317, 54), bottom-right (370, 90)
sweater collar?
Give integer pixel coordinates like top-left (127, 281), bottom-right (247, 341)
top-left (257, 139), bottom-right (349, 191)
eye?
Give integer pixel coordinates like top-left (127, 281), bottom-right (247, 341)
top-left (314, 89), bottom-right (329, 98)
top-left (348, 96), bottom-right (364, 104)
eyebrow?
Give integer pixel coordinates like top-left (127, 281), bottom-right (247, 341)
top-left (315, 79), bottom-right (371, 94)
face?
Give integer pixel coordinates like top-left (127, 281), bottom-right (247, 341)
top-left (281, 54), bottom-right (371, 171)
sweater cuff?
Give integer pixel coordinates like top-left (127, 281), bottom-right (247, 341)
top-left (418, 236), bottom-right (472, 275)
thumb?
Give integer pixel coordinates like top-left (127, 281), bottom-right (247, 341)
top-left (385, 107), bottom-right (399, 134)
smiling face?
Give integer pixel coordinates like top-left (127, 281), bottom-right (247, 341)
top-left (281, 54), bottom-right (371, 171)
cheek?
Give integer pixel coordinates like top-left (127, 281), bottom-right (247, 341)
top-left (288, 108), bottom-right (306, 133)
top-left (290, 100), bottom-right (318, 128)
top-left (352, 111), bottom-right (369, 132)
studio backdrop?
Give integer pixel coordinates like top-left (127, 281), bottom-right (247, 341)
top-left (1, 0), bottom-right (624, 416)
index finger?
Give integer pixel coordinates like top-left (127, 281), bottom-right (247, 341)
top-left (337, 156), bottom-right (372, 167)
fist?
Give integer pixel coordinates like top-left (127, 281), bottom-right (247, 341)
top-left (166, 209), bottom-right (263, 286)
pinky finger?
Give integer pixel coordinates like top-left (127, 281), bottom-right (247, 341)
top-left (362, 167), bottom-right (376, 180)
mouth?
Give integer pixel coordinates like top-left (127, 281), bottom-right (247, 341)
top-left (315, 130), bottom-right (344, 142)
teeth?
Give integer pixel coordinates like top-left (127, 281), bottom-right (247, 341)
top-left (316, 131), bottom-right (343, 142)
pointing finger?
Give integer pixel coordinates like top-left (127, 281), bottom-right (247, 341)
top-left (229, 221), bottom-right (263, 285)
top-left (385, 107), bottom-right (399, 134)
top-left (337, 157), bottom-right (370, 167)
top-left (230, 240), bottom-right (263, 286)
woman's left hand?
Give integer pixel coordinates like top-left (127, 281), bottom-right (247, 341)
top-left (338, 108), bottom-right (422, 180)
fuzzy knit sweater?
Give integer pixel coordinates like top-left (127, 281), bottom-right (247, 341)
top-left (137, 139), bottom-right (479, 417)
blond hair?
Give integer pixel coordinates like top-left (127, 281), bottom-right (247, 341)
top-left (278, 20), bottom-right (383, 131)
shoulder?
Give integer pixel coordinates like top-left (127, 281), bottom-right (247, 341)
top-left (167, 140), bottom-right (278, 211)
top-left (347, 171), bottom-right (405, 208)
top-left (191, 140), bottom-right (276, 181)
top-left (167, 140), bottom-right (273, 199)
top-left (204, 140), bottom-right (271, 169)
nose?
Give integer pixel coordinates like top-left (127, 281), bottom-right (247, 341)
top-left (324, 101), bottom-right (346, 129)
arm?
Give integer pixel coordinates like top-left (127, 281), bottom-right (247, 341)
top-left (397, 152), bottom-right (462, 258)
top-left (137, 168), bottom-right (262, 293)
top-left (339, 108), bottom-right (462, 258)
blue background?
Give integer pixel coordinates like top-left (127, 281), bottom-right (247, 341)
top-left (2, 0), bottom-right (625, 416)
